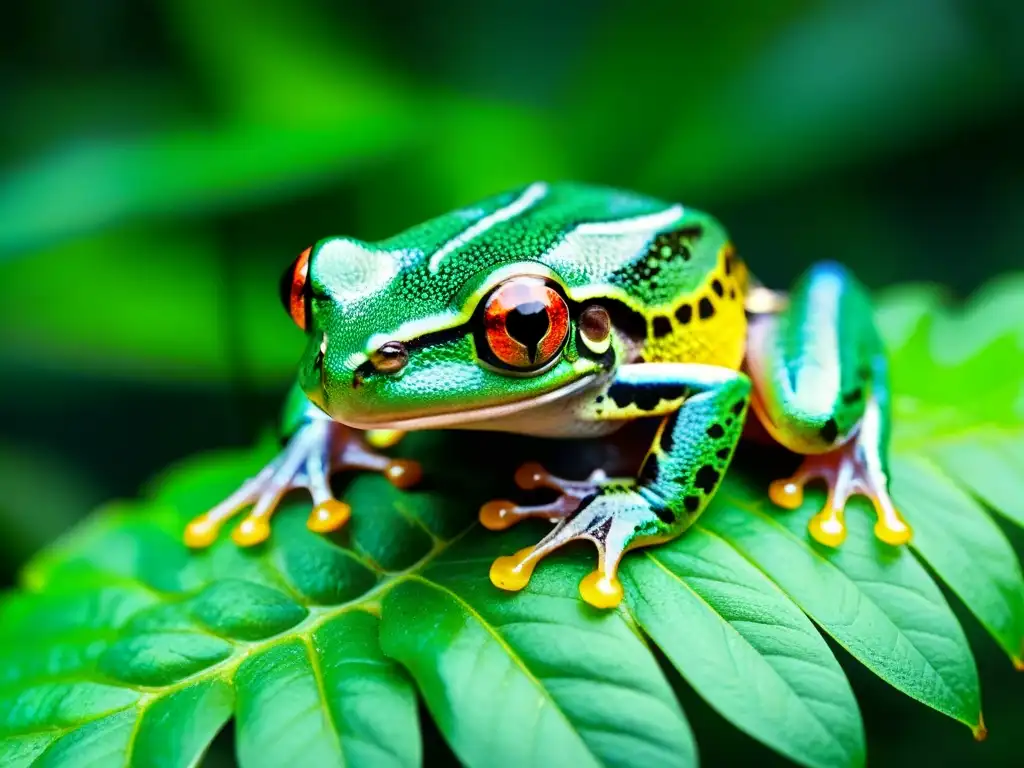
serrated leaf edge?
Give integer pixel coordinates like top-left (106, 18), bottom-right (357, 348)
top-left (709, 491), bottom-right (982, 731)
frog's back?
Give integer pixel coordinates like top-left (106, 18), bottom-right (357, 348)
top-left (374, 181), bottom-right (749, 368)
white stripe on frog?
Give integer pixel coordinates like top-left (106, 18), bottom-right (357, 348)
top-left (427, 182), bottom-right (549, 273)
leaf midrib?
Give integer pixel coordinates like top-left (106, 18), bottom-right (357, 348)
top-left (637, 547), bottom-right (846, 764)
top-left (402, 574), bottom-right (600, 767)
top-left (302, 634), bottom-right (345, 767)
top-left (7, 527), bottom-right (478, 747)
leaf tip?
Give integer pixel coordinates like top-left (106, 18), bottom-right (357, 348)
top-left (1013, 656), bottom-right (1024, 672)
top-left (972, 713), bottom-right (987, 742)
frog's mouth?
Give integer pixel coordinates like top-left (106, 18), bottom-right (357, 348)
top-left (337, 373), bottom-right (601, 432)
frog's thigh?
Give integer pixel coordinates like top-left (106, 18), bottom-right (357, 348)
top-left (745, 262), bottom-right (875, 454)
top-left (745, 263), bottom-right (909, 547)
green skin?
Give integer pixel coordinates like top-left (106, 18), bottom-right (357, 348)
top-left (199, 181), bottom-right (900, 607)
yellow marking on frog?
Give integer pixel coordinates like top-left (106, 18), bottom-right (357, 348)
top-left (642, 244), bottom-right (750, 369)
top-left (585, 395), bottom-right (687, 422)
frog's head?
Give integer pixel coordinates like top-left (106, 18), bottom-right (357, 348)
top-left (280, 236), bottom-right (617, 430)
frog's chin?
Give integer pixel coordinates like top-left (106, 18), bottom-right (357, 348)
top-left (335, 373), bottom-right (601, 432)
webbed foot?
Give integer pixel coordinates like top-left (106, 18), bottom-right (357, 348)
top-left (184, 417), bottom-right (420, 548)
top-left (482, 463), bottom-right (664, 608)
top-left (478, 462), bottom-right (607, 531)
top-left (769, 437), bottom-right (910, 548)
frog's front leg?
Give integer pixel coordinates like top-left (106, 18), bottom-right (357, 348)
top-left (481, 363), bottom-right (750, 608)
top-left (746, 261), bottom-right (911, 547)
top-left (184, 383), bottom-right (420, 548)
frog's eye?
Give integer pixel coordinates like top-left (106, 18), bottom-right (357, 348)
top-left (481, 277), bottom-right (569, 370)
top-left (279, 246), bottom-right (312, 331)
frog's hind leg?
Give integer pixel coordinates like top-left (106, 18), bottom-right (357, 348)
top-left (185, 397), bottom-right (421, 548)
top-left (746, 261), bottom-right (911, 547)
top-left (766, 397), bottom-right (908, 546)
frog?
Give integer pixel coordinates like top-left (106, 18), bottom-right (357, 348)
top-left (183, 181), bottom-right (911, 609)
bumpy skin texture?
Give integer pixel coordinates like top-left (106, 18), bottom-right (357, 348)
top-left (186, 181), bottom-right (909, 608)
top-left (294, 182), bottom-right (748, 426)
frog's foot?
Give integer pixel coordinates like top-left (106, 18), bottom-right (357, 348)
top-left (478, 462), bottom-right (608, 531)
top-left (769, 438), bottom-right (911, 548)
top-left (184, 418), bottom-right (421, 548)
top-left (488, 481), bottom-right (662, 609)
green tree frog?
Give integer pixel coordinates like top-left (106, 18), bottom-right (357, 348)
top-left (184, 182), bottom-right (910, 608)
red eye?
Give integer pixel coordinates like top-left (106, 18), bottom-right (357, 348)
top-left (279, 246), bottom-right (312, 330)
top-left (482, 277), bottom-right (569, 370)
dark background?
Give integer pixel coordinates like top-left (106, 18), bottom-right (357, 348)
top-left (1, 0), bottom-right (1021, 765)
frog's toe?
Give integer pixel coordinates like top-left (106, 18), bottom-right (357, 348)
top-left (489, 488), bottom-right (659, 609)
top-left (867, 490), bottom-right (912, 546)
top-left (478, 462), bottom-right (606, 531)
top-left (307, 499), bottom-right (352, 534)
top-left (384, 459), bottom-right (422, 489)
top-left (332, 432), bottom-right (422, 489)
top-left (185, 420), bottom-right (421, 549)
top-left (512, 461), bottom-right (609, 494)
top-left (807, 502), bottom-right (848, 548)
top-left (184, 459), bottom-right (285, 549)
top-left (479, 496), bottom-right (581, 531)
top-left (365, 428), bottom-right (406, 449)
top-left (769, 442), bottom-right (911, 548)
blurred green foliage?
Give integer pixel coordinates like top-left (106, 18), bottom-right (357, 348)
top-left (0, 0), bottom-right (1022, 764)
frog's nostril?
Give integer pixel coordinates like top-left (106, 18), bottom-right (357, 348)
top-left (352, 341), bottom-right (407, 389)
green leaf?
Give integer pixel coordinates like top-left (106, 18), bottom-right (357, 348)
top-left (0, 733), bottom-right (56, 768)
top-left (928, 435), bottom-right (1024, 528)
top-left (2, 274), bottom-right (1022, 767)
top-left (132, 681), bottom-right (235, 768)
top-left (893, 458), bottom-right (1024, 669)
top-left (381, 531), bottom-right (695, 768)
top-left (236, 614), bottom-right (419, 768)
top-left (878, 275), bottom-right (1024, 668)
top-left (702, 485), bottom-right (982, 732)
top-left (33, 710), bottom-right (139, 768)
top-left (1, 448), bottom-right (425, 767)
top-left (620, 527), bottom-right (865, 768)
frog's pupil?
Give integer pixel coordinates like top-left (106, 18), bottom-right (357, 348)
top-left (506, 301), bottom-right (550, 363)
